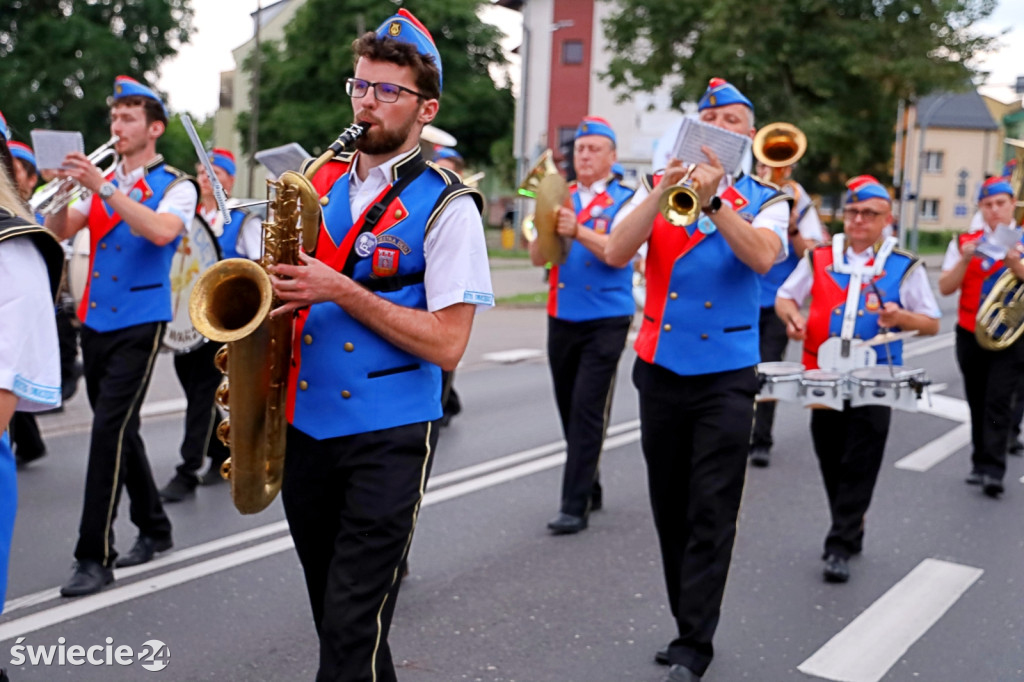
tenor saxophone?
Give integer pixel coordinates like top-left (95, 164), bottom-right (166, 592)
top-left (188, 123), bottom-right (368, 513)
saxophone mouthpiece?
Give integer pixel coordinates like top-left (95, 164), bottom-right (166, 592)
top-left (329, 122), bottom-right (371, 154)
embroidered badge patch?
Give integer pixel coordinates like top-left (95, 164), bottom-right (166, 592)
top-left (865, 291), bottom-right (881, 312)
top-left (355, 232), bottom-right (378, 258)
top-left (593, 217), bottom-right (609, 234)
top-left (372, 247), bottom-right (400, 277)
top-left (697, 215), bottom-right (717, 234)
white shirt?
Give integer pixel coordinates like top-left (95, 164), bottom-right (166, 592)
top-left (623, 175), bottom-right (791, 261)
top-left (778, 244), bottom-right (941, 319)
top-left (348, 149), bottom-right (493, 311)
top-left (0, 237), bottom-right (61, 412)
top-left (72, 158), bottom-right (199, 233)
top-left (792, 182), bottom-right (825, 243)
top-left (573, 177), bottom-right (635, 232)
top-left (199, 201), bottom-right (263, 260)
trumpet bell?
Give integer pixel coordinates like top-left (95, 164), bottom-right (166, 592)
top-left (753, 122), bottom-right (807, 168)
top-left (517, 149), bottom-right (559, 199)
top-left (658, 183), bottom-right (702, 227)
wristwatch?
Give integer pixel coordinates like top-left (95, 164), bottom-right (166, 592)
top-left (702, 196), bottom-right (722, 215)
top-left (98, 182), bottom-right (116, 200)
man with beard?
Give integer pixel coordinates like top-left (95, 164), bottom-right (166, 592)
top-left (266, 10), bottom-right (493, 680)
top-left (46, 76), bottom-right (197, 596)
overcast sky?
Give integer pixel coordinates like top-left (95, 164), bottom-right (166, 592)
top-left (156, 0), bottom-right (1024, 118)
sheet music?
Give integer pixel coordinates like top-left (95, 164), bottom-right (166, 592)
top-left (31, 130), bottom-right (84, 170)
top-left (976, 223), bottom-right (1023, 261)
top-left (670, 118), bottom-right (751, 174)
top-left (254, 143), bottom-right (312, 179)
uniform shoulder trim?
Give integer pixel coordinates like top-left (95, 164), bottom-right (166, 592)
top-left (642, 173), bottom-right (656, 193)
top-left (426, 185), bottom-right (484, 235)
top-left (161, 163), bottom-right (189, 179)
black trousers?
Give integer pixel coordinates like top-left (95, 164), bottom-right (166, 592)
top-left (56, 305), bottom-right (81, 400)
top-left (955, 325), bottom-right (1024, 479)
top-left (172, 340), bottom-right (229, 482)
top-left (10, 412), bottom-right (45, 460)
top-left (809, 403), bottom-right (891, 559)
top-left (547, 315), bottom-right (631, 516)
top-left (633, 359), bottom-right (758, 676)
top-left (75, 322), bottom-right (172, 567)
top-left (750, 306), bottom-right (791, 451)
top-left (282, 421), bottom-right (438, 682)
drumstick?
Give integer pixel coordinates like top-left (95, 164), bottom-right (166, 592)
top-left (868, 281), bottom-right (896, 377)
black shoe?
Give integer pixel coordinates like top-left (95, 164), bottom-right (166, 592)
top-left (965, 470), bottom-right (983, 486)
top-left (547, 512), bottom-right (587, 535)
top-left (823, 554), bottom-right (850, 583)
top-left (749, 447), bottom-right (771, 468)
top-left (159, 475), bottom-right (196, 502)
top-left (14, 448), bottom-right (46, 467)
top-left (1008, 440), bottom-right (1024, 456)
top-left (60, 560), bottom-right (114, 597)
top-left (664, 664), bottom-right (702, 682)
top-left (198, 462), bottom-right (226, 486)
top-left (0, 665), bottom-right (9, 681)
top-left (590, 492), bottom-right (603, 512)
top-left (115, 535), bottom-right (173, 568)
top-left (982, 475), bottom-right (1004, 498)
top-left (655, 644), bottom-right (670, 666)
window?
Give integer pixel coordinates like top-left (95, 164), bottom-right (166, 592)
top-left (920, 199), bottom-right (939, 220)
top-left (923, 151), bottom-right (943, 173)
top-left (562, 40), bottom-right (584, 65)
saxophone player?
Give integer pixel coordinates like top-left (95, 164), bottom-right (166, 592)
top-left (266, 10), bottom-right (493, 680)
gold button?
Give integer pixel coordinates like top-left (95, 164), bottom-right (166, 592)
top-left (100, 243), bottom-right (107, 249)
top-left (857, 310), bottom-right (864, 317)
top-left (319, 196), bottom-right (329, 206)
top-left (112, 275), bottom-right (117, 281)
top-left (344, 342), bottom-right (354, 352)
top-left (585, 261), bottom-right (592, 267)
top-left (395, 209), bottom-right (403, 218)
top-left (303, 334), bottom-right (313, 345)
top-left (669, 292), bottom-right (678, 300)
top-left (111, 306), bottom-right (117, 312)
top-left (93, 271), bottom-right (99, 278)
top-left (341, 390), bottom-right (351, 399)
top-left (834, 309), bottom-right (841, 315)
top-left (585, 285), bottom-right (591, 291)
top-left (663, 324), bottom-right (672, 332)
top-left (90, 302), bottom-right (97, 308)
top-left (701, 333), bottom-right (709, 340)
top-left (115, 245), bottom-right (121, 251)
top-left (705, 301), bottom-right (712, 309)
top-left (558, 282), bottom-right (565, 289)
top-left (299, 380), bottom-right (308, 390)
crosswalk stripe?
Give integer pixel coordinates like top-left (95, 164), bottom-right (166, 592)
top-left (894, 423), bottom-right (972, 472)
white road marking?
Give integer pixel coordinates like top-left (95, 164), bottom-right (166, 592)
top-left (480, 349), bottom-right (546, 363)
top-left (902, 331), bottom-right (954, 359)
top-left (798, 558), bottom-right (983, 682)
top-left (894, 423), bottom-right (972, 472)
top-left (915, 393), bottom-right (970, 422)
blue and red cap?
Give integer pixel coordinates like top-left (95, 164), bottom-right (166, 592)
top-left (434, 146), bottom-right (462, 162)
top-left (8, 141), bottom-right (36, 171)
top-left (575, 116), bottom-right (616, 145)
top-left (375, 9), bottom-right (443, 92)
top-left (210, 148), bottom-right (236, 177)
top-left (0, 111), bottom-right (8, 142)
top-left (978, 175), bottom-right (1013, 201)
top-left (698, 78), bottom-right (754, 113)
top-left (845, 175), bottom-right (891, 204)
top-left (112, 75), bottom-right (167, 118)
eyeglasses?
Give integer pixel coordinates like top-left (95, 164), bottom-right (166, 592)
top-left (345, 78), bottom-right (425, 103)
top-left (844, 208), bottom-right (885, 221)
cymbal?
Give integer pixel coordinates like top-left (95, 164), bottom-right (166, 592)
top-left (421, 124), bottom-right (456, 147)
top-left (856, 330), bottom-right (919, 347)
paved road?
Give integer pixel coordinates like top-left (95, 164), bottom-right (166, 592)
top-left (3, 261), bottom-right (1023, 681)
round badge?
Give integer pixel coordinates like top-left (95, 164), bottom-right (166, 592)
top-left (129, 187), bottom-right (143, 202)
top-left (981, 258), bottom-right (993, 270)
top-left (355, 232), bottom-right (378, 258)
top-left (590, 206), bottom-right (604, 219)
top-left (697, 216), bottom-right (717, 234)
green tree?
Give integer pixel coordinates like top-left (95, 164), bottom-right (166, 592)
top-left (0, 0), bottom-right (194, 151)
top-left (160, 112), bottom-right (213, 173)
top-left (602, 0), bottom-right (1001, 192)
top-left (239, 0), bottom-right (515, 178)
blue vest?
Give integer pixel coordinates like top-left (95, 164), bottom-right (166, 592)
top-left (218, 206), bottom-right (255, 260)
top-left (637, 173), bottom-right (788, 376)
top-left (549, 179), bottom-right (636, 321)
top-left (81, 162), bottom-right (193, 332)
top-left (824, 251), bottom-right (916, 365)
top-left (290, 162), bottom-right (456, 439)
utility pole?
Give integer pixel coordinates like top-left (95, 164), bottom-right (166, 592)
top-left (247, 0), bottom-right (262, 197)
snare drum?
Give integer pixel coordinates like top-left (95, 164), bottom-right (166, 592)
top-left (800, 369), bottom-right (845, 411)
top-left (848, 366), bottom-right (927, 412)
top-left (756, 362), bottom-right (805, 403)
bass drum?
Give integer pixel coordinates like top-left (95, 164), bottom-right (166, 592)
top-left (163, 215), bottom-right (222, 353)
top-left (67, 228), bottom-right (91, 310)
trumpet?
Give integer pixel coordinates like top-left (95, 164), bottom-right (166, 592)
top-left (30, 136), bottom-right (120, 216)
top-left (658, 164), bottom-right (701, 227)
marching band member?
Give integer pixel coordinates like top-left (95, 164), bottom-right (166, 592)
top-left (776, 175), bottom-right (939, 582)
top-left (266, 11), bottom-right (493, 680)
top-left (530, 116), bottom-right (636, 535)
top-left (939, 175), bottom-right (1024, 498)
top-left (0, 144), bottom-right (64, 614)
top-left (8, 141), bottom-right (39, 206)
top-left (159, 148), bottom-right (262, 501)
top-left (46, 76), bottom-right (198, 595)
top-left (606, 78), bottom-right (789, 682)
top-left (749, 160), bottom-right (824, 467)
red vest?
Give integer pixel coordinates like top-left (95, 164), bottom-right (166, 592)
top-left (956, 231), bottom-right (1005, 333)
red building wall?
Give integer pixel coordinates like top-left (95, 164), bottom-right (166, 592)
top-left (547, 0), bottom-right (593, 170)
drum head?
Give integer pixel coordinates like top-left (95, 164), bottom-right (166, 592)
top-left (67, 228), bottom-right (91, 309)
top-left (163, 216), bottom-right (222, 353)
top-left (757, 361), bottom-right (805, 377)
top-left (850, 365), bottom-right (923, 382)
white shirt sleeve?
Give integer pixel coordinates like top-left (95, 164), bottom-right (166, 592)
top-left (751, 199), bottom-right (791, 263)
top-left (237, 214), bottom-right (264, 261)
top-left (940, 238), bottom-right (963, 272)
top-left (776, 255), bottom-right (813, 306)
top-left (899, 264), bottom-right (942, 318)
top-left (157, 180), bottom-right (199, 231)
top-left (423, 194), bottom-right (494, 312)
top-left (795, 190), bottom-right (825, 242)
top-left (0, 238), bottom-right (61, 412)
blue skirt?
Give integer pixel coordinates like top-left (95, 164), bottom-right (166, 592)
top-left (0, 431), bottom-right (16, 613)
